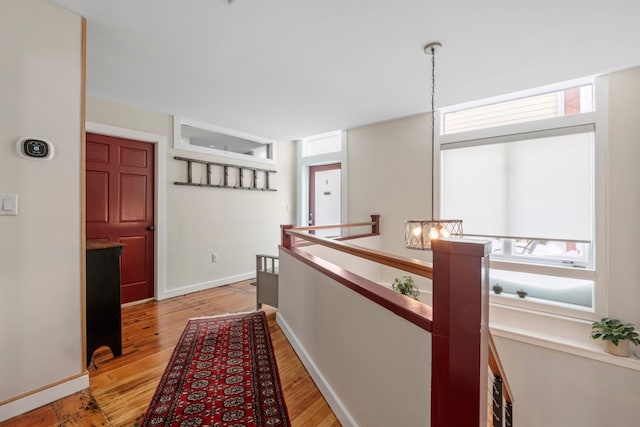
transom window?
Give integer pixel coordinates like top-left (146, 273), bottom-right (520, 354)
top-left (173, 117), bottom-right (275, 164)
top-left (301, 131), bottom-right (342, 157)
top-left (443, 84), bottom-right (593, 134)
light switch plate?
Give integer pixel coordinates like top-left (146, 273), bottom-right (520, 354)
top-left (0, 194), bottom-right (18, 216)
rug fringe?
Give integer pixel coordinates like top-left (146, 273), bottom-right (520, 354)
top-left (189, 309), bottom-right (259, 320)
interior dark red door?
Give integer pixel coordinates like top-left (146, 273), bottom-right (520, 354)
top-left (86, 132), bottom-right (155, 304)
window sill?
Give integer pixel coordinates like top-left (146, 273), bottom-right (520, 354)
top-left (489, 290), bottom-right (595, 320)
top-left (490, 302), bottom-right (640, 372)
top-left (416, 287), bottom-right (639, 371)
top-left (489, 267), bottom-right (595, 317)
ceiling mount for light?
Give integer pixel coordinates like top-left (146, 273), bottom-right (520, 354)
top-left (423, 42), bottom-right (442, 55)
top-left (404, 41), bottom-right (463, 251)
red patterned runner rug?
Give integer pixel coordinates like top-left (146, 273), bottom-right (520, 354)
top-left (139, 311), bottom-right (291, 427)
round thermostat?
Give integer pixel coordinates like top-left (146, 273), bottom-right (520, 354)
top-left (16, 137), bottom-right (55, 160)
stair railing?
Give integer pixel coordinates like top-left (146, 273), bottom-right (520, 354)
top-left (281, 216), bottom-right (514, 426)
top-left (489, 332), bottom-right (514, 426)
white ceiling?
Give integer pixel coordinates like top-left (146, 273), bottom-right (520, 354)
top-left (52, 0), bottom-right (640, 141)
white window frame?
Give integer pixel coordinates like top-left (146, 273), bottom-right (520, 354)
top-left (436, 76), bottom-right (608, 321)
top-left (173, 116), bottom-right (276, 165)
top-left (297, 130), bottom-right (349, 230)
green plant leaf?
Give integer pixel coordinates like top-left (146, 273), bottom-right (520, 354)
top-left (591, 317), bottom-right (638, 345)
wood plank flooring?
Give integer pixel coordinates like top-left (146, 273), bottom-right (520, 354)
top-left (1, 281), bottom-right (340, 427)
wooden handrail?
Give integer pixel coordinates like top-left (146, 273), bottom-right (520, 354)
top-left (281, 216), bottom-right (512, 425)
top-left (488, 331), bottom-right (514, 403)
top-left (284, 228), bottom-right (433, 279)
top-left (292, 221), bottom-right (375, 232)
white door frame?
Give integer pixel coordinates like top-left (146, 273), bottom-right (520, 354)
top-left (86, 122), bottom-right (167, 300)
top-left (297, 131), bottom-right (349, 228)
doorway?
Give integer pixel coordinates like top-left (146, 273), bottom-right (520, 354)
top-left (86, 132), bottom-right (155, 304)
top-left (309, 163), bottom-right (341, 237)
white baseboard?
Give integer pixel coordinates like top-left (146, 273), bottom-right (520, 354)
top-left (0, 374), bottom-right (89, 422)
top-left (157, 272), bottom-right (255, 300)
top-left (276, 313), bottom-right (358, 427)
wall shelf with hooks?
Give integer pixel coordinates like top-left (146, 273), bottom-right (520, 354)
top-left (173, 156), bottom-right (277, 191)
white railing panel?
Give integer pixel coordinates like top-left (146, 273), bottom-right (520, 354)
top-left (277, 249), bottom-right (432, 427)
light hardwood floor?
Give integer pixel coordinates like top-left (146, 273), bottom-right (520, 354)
top-left (1, 281), bottom-right (340, 427)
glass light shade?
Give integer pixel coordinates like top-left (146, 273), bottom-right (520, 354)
top-left (405, 219), bottom-right (463, 250)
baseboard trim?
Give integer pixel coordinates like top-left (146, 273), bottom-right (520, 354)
top-left (157, 272), bottom-right (255, 300)
top-left (276, 312), bottom-right (358, 427)
top-left (0, 374), bottom-right (89, 422)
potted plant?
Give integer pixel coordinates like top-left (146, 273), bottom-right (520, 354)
top-left (591, 317), bottom-right (640, 357)
top-left (392, 276), bottom-right (420, 301)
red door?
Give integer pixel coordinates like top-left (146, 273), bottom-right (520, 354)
top-left (86, 133), bottom-right (155, 304)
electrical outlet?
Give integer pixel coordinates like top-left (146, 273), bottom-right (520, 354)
top-left (211, 253), bottom-right (219, 263)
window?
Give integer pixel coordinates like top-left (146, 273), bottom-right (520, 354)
top-left (439, 80), bottom-right (603, 314)
top-left (173, 117), bottom-right (275, 164)
top-left (441, 128), bottom-right (594, 267)
top-left (301, 131), bottom-right (342, 157)
top-left (443, 85), bottom-right (593, 134)
top-left (492, 238), bottom-right (591, 268)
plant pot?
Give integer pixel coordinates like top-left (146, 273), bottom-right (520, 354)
top-left (602, 340), bottom-right (630, 357)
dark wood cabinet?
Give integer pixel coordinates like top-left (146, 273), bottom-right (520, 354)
top-left (86, 241), bottom-right (124, 367)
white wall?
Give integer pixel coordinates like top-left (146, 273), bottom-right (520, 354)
top-left (0, 0), bottom-right (86, 419)
top-left (494, 335), bottom-right (640, 426)
top-left (607, 66), bottom-right (640, 328)
top-left (346, 114), bottom-right (440, 294)
top-left (277, 249), bottom-right (432, 427)
top-left (86, 97), bottom-right (296, 298)
top-left (347, 114), bottom-right (434, 266)
top-left (300, 236), bottom-right (382, 281)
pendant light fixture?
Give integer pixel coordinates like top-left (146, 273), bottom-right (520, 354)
top-left (404, 42), bottom-right (462, 250)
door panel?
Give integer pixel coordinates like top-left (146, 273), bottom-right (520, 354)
top-left (119, 174), bottom-right (147, 221)
top-left (86, 132), bottom-right (155, 304)
top-left (120, 146), bottom-right (148, 167)
top-left (86, 141), bottom-right (109, 163)
top-left (86, 170), bottom-right (109, 223)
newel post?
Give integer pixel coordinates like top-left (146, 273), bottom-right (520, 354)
top-left (431, 239), bottom-right (492, 427)
top-left (280, 225), bottom-right (293, 248)
top-left (370, 214), bottom-right (380, 235)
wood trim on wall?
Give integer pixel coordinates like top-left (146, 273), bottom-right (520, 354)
top-left (0, 373), bottom-right (87, 406)
top-left (80, 16), bottom-right (87, 373)
top-left (283, 227), bottom-right (433, 279)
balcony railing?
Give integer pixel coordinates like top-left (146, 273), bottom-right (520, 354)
top-left (279, 216), bottom-right (514, 426)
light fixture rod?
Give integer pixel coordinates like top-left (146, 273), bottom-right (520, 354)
top-left (424, 42), bottom-right (441, 218)
top-left (404, 41), bottom-right (462, 250)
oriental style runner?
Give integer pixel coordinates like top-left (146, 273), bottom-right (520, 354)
top-left (139, 311), bottom-right (290, 427)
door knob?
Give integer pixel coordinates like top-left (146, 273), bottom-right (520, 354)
top-left (146, 225), bottom-right (155, 231)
